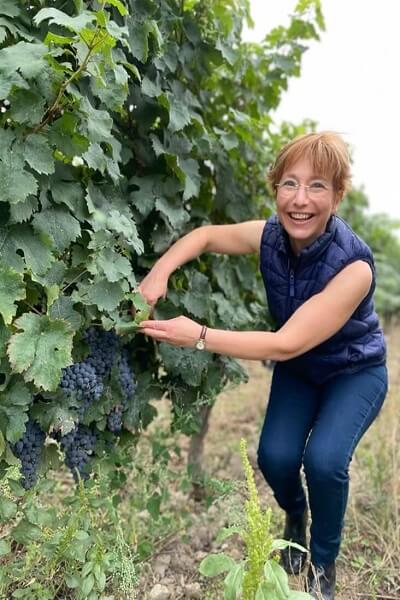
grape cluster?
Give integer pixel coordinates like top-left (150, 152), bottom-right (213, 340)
top-left (106, 404), bottom-right (123, 433)
top-left (60, 361), bottom-right (103, 419)
top-left (118, 347), bottom-right (136, 403)
top-left (12, 420), bottom-right (45, 490)
top-left (106, 347), bottom-right (137, 433)
top-left (60, 425), bottom-right (97, 482)
top-left (84, 327), bottom-right (120, 379)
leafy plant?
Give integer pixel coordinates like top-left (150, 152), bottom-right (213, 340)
top-left (199, 438), bottom-right (312, 599)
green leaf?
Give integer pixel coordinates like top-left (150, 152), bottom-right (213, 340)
top-left (12, 519), bottom-right (42, 543)
top-left (159, 344), bottom-right (213, 387)
top-left (0, 379), bottom-right (31, 443)
top-left (73, 278), bottom-right (126, 311)
top-left (0, 497), bottom-right (17, 521)
top-left (106, 210), bottom-right (144, 254)
top-left (0, 158), bottom-right (38, 205)
top-left (255, 581), bottom-right (279, 600)
top-left (0, 539), bottom-right (11, 556)
top-left (0, 0), bottom-right (21, 17)
top-left (179, 157), bottom-right (200, 200)
top-left (271, 539), bottom-right (308, 553)
top-left (32, 207), bottom-right (81, 253)
top-left (49, 296), bottom-right (83, 332)
top-left (199, 553), bottom-right (236, 577)
top-left (7, 313), bottom-right (74, 391)
top-left (107, 0), bottom-right (128, 16)
top-left (155, 197), bottom-right (190, 230)
top-left (168, 97), bottom-right (192, 133)
top-left (264, 559), bottom-right (290, 599)
top-left (9, 89), bottom-right (46, 126)
top-left (81, 574), bottom-right (95, 596)
top-left (146, 492), bottom-right (161, 520)
top-left (0, 224), bottom-right (54, 275)
top-left (127, 19), bottom-right (152, 63)
top-left (0, 264), bottom-right (25, 325)
top-left (9, 196), bottom-right (39, 224)
top-left (215, 526), bottom-right (243, 543)
top-left (24, 135), bottom-right (55, 175)
top-left (224, 562), bottom-right (245, 600)
top-left (34, 8), bottom-right (96, 33)
top-left (88, 247), bottom-right (135, 284)
top-left (48, 113), bottom-right (89, 157)
top-left (0, 41), bottom-right (49, 79)
top-left (80, 97), bottom-right (113, 144)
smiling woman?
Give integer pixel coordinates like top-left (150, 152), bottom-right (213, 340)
top-left (137, 131), bottom-right (388, 600)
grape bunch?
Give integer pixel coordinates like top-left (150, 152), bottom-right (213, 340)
top-left (60, 425), bottom-right (97, 482)
top-left (106, 347), bottom-right (137, 433)
top-left (84, 327), bottom-right (120, 379)
top-left (12, 420), bottom-right (46, 490)
top-left (60, 361), bottom-right (103, 419)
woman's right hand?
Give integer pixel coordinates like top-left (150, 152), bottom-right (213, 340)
top-left (137, 267), bottom-right (169, 309)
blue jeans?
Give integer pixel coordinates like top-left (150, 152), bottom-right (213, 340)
top-left (257, 361), bottom-right (388, 567)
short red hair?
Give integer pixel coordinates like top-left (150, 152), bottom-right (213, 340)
top-left (267, 131), bottom-right (352, 199)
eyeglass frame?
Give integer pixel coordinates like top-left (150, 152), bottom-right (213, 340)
top-left (275, 180), bottom-right (333, 199)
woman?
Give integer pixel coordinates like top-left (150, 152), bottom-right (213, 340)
top-left (138, 131), bottom-right (388, 599)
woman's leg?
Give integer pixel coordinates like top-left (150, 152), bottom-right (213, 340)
top-left (257, 361), bottom-right (320, 517)
top-left (303, 364), bottom-right (388, 567)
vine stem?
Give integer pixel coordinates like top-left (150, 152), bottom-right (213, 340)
top-left (61, 269), bottom-right (88, 294)
top-left (27, 6), bottom-right (108, 138)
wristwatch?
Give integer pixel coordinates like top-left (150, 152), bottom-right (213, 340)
top-left (195, 325), bottom-right (207, 350)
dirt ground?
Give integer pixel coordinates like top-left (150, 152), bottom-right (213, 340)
top-left (138, 322), bottom-right (400, 600)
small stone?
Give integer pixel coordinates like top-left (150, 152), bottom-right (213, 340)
top-left (184, 582), bottom-right (202, 598)
top-left (149, 583), bottom-right (171, 600)
top-left (153, 554), bottom-right (171, 578)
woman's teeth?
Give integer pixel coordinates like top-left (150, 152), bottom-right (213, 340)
top-left (289, 213), bottom-right (313, 221)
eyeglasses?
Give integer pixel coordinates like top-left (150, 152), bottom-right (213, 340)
top-left (275, 180), bottom-right (332, 200)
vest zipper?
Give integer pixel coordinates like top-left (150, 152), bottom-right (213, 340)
top-left (288, 262), bottom-right (295, 297)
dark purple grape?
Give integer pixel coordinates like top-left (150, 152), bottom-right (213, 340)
top-left (11, 420), bottom-right (45, 489)
top-left (60, 360), bottom-right (103, 418)
top-left (60, 424), bottom-right (97, 482)
top-left (83, 327), bottom-right (119, 379)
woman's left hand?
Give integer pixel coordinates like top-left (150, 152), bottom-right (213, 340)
top-left (137, 316), bottom-right (203, 348)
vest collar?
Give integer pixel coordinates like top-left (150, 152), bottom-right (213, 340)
top-left (275, 214), bottom-right (337, 264)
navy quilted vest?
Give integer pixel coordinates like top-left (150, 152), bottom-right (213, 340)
top-left (259, 214), bottom-right (386, 384)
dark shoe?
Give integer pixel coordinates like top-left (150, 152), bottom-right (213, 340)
top-left (280, 507), bottom-right (308, 575)
top-left (306, 561), bottom-right (336, 599)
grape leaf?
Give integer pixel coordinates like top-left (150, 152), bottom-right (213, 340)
top-left (24, 134), bottom-right (55, 175)
top-left (73, 278), bottom-right (126, 311)
top-left (9, 196), bottom-right (39, 224)
top-left (49, 296), bottom-right (82, 332)
top-left (0, 41), bottom-right (49, 79)
top-left (0, 380), bottom-right (32, 443)
top-left (106, 210), bottom-right (144, 254)
top-left (158, 344), bottom-right (213, 387)
top-left (33, 8), bottom-right (96, 33)
top-left (0, 224), bottom-right (54, 275)
top-left (88, 247), bottom-right (135, 284)
top-left (0, 264), bottom-right (26, 325)
top-left (0, 158), bottom-right (38, 205)
top-left (32, 207), bottom-right (81, 253)
top-left (7, 314), bottom-right (74, 391)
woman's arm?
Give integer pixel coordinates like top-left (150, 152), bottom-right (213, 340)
top-left (138, 260), bottom-right (372, 361)
top-left (139, 221), bottom-right (265, 307)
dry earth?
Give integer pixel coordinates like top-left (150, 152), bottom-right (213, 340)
top-left (137, 322), bottom-right (400, 600)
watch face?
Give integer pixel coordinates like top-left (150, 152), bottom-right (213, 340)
top-left (196, 340), bottom-right (205, 350)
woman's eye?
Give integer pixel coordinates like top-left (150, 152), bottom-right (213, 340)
top-left (283, 180), bottom-right (297, 187)
top-left (310, 182), bottom-right (325, 189)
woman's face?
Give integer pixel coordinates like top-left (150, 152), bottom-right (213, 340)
top-left (275, 158), bottom-right (341, 256)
